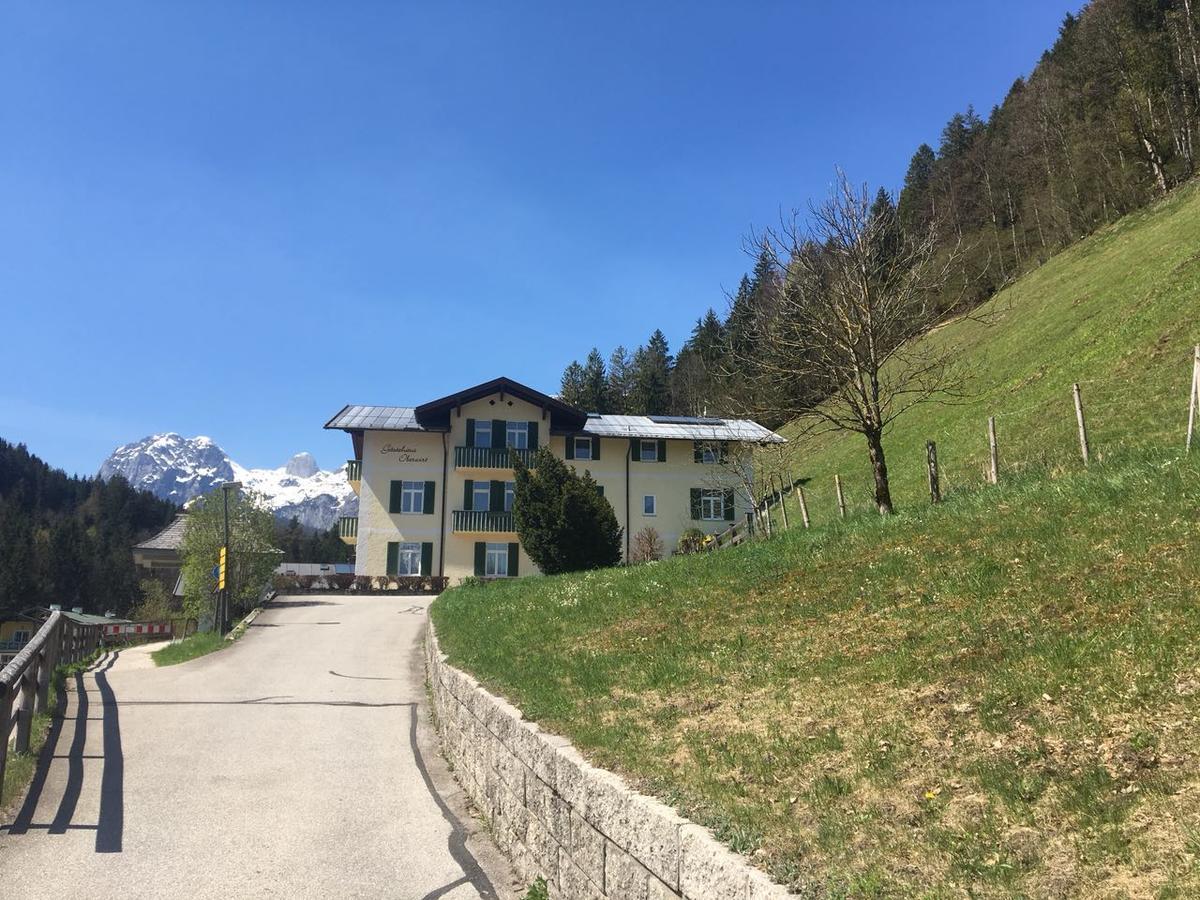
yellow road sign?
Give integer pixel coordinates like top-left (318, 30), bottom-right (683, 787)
top-left (218, 546), bottom-right (227, 590)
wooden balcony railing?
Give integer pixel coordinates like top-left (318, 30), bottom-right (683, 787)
top-left (454, 446), bottom-right (537, 469)
top-left (451, 509), bottom-right (516, 533)
top-left (338, 516), bottom-right (358, 543)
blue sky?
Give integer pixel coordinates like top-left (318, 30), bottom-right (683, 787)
top-left (0, 1), bottom-right (1082, 476)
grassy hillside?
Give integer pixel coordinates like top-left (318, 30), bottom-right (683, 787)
top-left (432, 184), bottom-right (1200, 897)
top-left (777, 180), bottom-right (1200, 521)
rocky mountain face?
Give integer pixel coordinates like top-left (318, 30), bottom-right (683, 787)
top-left (98, 434), bottom-right (357, 530)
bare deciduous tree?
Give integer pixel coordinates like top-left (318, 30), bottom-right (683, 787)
top-left (733, 170), bottom-right (974, 515)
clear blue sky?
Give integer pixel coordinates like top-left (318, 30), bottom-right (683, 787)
top-left (0, 1), bottom-right (1082, 476)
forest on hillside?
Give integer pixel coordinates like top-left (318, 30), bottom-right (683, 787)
top-left (560, 0), bottom-right (1200, 428)
top-left (0, 438), bottom-right (179, 618)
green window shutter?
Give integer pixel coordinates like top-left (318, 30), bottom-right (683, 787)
top-left (592, 437), bottom-right (600, 460)
top-left (690, 488), bottom-right (702, 520)
top-left (389, 481), bottom-right (402, 514)
top-left (720, 441), bottom-right (730, 463)
top-left (489, 480), bottom-right (504, 512)
top-left (508, 542), bottom-right (519, 577)
top-left (420, 542), bottom-right (433, 576)
top-left (423, 481), bottom-right (435, 514)
top-left (657, 439), bottom-right (667, 462)
top-left (493, 419), bottom-right (506, 447)
top-left (466, 419), bottom-right (476, 448)
top-left (693, 441), bottom-right (702, 463)
top-left (463, 479), bottom-right (474, 511)
top-left (528, 421), bottom-right (539, 451)
top-left (596, 484), bottom-right (604, 497)
top-left (630, 438), bottom-right (639, 461)
top-left (565, 435), bottom-right (575, 460)
top-left (724, 489), bottom-right (735, 521)
top-left (386, 542), bottom-right (399, 576)
top-left (473, 542), bottom-right (486, 576)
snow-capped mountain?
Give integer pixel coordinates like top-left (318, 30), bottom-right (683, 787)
top-left (99, 433), bottom-right (357, 530)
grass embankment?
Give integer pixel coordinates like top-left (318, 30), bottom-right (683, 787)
top-left (432, 183), bottom-right (1200, 895)
top-left (152, 630), bottom-right (227, 666)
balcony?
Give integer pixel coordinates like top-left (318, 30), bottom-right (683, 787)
top-left (452, 509), bottom-right (515, 533)
top-left (454, 446), bottom-right (537, 470)
top-left (346, 459), bottom-right (362, 494)
top-left (338, 516), bottom-right (358, 544)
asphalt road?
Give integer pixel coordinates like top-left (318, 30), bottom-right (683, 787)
top-left (0, 594), bottom-right (518, 899)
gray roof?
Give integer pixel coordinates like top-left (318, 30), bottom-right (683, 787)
top-left (324, 404), bottom-right (784, 443)
top-left (324, 405), bottom-right (425, 432)
top-left (581, 415), bottom-right (785, 443)
top-left (134, 513), bottom-right (189, 551)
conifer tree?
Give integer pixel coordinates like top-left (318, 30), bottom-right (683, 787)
top-left (559, 360), bottom-right (588, 408)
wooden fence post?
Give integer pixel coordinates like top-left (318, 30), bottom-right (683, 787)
top-left (987, 416), bottom-right (999, 484)
top-left (745, 511), bottom-right (755, 538)
top-left (797, 486), bottom-right (811, 528)
top-left (763, 500), bottom-right (774, 537)
top-left (834, 474), bottom-right (847, 519)
top-left (1187, 344), bottom-right (1199, 454)
top-left (775, 475), bottom-right (790, 530)
top-left (927, 441), bottom-right (941, 503)
top-left (1073, 383), bottom-right (1090, 464)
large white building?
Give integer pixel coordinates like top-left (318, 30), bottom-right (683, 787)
top-left (324, 377), bottom-right (783, 583)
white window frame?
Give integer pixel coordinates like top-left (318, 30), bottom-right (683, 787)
top-left (700, 489), bottom-right (724, 521)
top-left (485, 542), bottom-right (509, 577)
top-left (506, 421), bottom-right (528, 449)
top-left (396, 541), bottom-right (422, 576)
top-left (400, 481), bottom-right (425, 514)
top-left (12, 630), bottom-right (30, 644)
top-left (643, 495), bottom-right (656, 516)
top-left (472, 482), bottom-right (492, 512)
top-left (573, 436), bottom-right (592, 460)
top-left (475, 420), bottom-right (492, 448)
top-left (639, 440), bottom-right (657, 462)
top-left (699, 444), bottom-right (720, 464)
top-left (504, 481), bottom-right (515, 512)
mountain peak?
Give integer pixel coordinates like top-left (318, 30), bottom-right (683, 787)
top-left (285, 452), bottom-right (318, 478)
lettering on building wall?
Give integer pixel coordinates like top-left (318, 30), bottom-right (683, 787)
top-left (380, 444), bottom-right (431, 463)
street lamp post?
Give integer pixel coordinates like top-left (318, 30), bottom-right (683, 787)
top-left (219, 481), bottom-right (242, 634)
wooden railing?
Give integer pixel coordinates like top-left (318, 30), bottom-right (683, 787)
top-left (346, 459), bottom-right (362, 482)
top-left (0, 611), bottom-right (103, 801)
top-left (338, 516), bottom-right (359, 542)
top-left (452, 509), bottom-right (516, 533)
top-left (454, 446), bottom-right (538, 469)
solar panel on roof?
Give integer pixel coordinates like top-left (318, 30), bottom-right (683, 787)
top-left (647, 415), bottom-right (726, 425)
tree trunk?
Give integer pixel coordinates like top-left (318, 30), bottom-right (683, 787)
top-left (864, 428), bottom-right (893, 515)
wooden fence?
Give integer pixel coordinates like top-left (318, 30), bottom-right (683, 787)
top-left (0, 611), bottom-right (103, 802)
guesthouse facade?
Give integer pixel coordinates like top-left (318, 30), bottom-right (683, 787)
top-left (324, 377), bottom-right (783, 583)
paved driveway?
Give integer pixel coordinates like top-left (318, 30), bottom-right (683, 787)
top-left (0, 594), bottom-right (518, 899)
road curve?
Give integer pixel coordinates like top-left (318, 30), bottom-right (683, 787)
top-left (0, 594), bottom-right (518, 899)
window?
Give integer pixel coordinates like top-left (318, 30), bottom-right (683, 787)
top-left (573, 436), bottom-right (592, 460)
top-left (485, 542), bottom-right (509, 577)
top-left (700, 489), bottom-right (724, 521)
top-left (639, 440), bottom-right (658, 462)
top-left (506, 421), bottom-right (528, 449)
top-left (643, 495), bottom-right (656, 516)
top-left (700, 445), bottom-right (719, 464)
top-left (396, 542), bottom-right (422, 576)
top-left (504, 481), bottom-right (515, 512)
top-left (12, 630), bottom-right (30, 645)
top-left (475, 420), bottom-right (493, 448)
top-left (400, 481), bottom-right (425, 514)
top-left (472, 481), bottom-right (492, 511)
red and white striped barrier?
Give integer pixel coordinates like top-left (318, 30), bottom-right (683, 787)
top-left (104, 622), bottom-right (173, 638)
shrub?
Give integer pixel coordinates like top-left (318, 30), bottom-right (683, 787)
top-left (513, 447), bottom-right (623, 574)
top-left (676, 527), bottom-right (707, 555)
top-left (631, 526), bottom-right (664, 563)
top-left (331, 573), bottom-right (355, 590)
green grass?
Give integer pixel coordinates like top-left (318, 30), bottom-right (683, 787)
top-left (432, 180), bottom-right (1200, 896)
top-left (152, 630), bottom-right (228, 666)
top-left (522, 878), bottom-right (549, 900)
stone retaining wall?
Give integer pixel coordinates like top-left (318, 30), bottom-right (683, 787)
top-left (425, 622), bottom-right (792, 899)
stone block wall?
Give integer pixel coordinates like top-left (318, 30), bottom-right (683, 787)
top-left (425, 623), bottom-right (793, 899)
